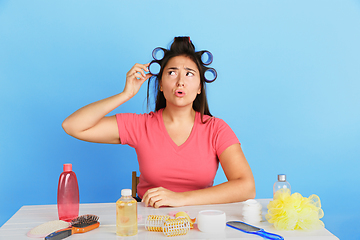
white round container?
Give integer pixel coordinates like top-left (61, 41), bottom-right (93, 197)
top-left (242, 199), bottom-right (262, 223)
top-left (197, 210), bottom-right (226, 233)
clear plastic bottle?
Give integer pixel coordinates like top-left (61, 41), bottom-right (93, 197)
top-left (116, 189), bottom-right (138, 236)
top-left (273, 174), bottom-right (291, 196)
top-left (57, 163), bottom-right (79, 222)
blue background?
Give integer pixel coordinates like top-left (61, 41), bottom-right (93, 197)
top-left (1, 1), bottom-right (359, 239)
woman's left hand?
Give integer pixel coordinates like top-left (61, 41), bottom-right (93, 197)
top-left (142, 187), bottom-right (185, 208)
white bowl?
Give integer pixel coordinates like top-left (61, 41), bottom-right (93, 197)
top-left (197, 210), bottom-right (226, 233)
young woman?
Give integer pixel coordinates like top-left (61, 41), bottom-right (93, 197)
top-left (62, 37), bottom-right (255, 208)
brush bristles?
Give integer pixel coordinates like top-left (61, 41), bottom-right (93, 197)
top-left (71, 214), bottom-right (99, 227)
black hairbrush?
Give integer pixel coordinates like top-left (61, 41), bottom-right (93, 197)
top-left (45, 214), bottom-right (100, 240)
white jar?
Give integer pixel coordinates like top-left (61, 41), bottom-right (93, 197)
top-left (197, 210), bottom-right (226, 233)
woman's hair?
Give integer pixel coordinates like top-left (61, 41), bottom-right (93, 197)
top-left (147, 37), bottom-right (216, 121)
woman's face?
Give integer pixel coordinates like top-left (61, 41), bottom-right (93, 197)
top-left (160, 55), bottom-right (201, 109)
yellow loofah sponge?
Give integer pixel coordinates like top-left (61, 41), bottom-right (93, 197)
top-left (265, 189), bottom-right (324, 231)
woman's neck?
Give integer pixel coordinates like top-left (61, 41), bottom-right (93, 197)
top-left (162, 106), bottom-right (196, 123)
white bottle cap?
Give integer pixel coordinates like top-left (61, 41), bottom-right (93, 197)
top-left (121, 189), bottom-right (132, 196)
top-left (278, 174), bottom-right (286, 181)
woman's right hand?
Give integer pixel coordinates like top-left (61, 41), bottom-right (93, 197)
top-left (123, 63), bottom-right (152, 98)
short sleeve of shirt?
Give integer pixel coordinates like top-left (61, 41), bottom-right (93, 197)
top-left (115, 112), bottom-right (149, 148)
top-left (210, 118), bottom-right (240, 157)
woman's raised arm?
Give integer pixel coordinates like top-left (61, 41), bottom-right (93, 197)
top-left (62, 63), bottom-right (151, 144)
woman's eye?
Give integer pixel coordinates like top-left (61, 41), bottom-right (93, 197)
top-left (169, 71), bottom-right (176, 76)
top-left (186, 72), bottom-right (194, 77)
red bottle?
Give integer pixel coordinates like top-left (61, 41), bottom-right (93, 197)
top-left (57, 163), bottom-right (79, 222)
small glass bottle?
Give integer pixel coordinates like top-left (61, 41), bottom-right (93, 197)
top-left (273, 174), bottom-right (291, 196)
top-left (116, 189), bottom-right (138, 236)
top-left (57, 163), bottom-right (79, 222)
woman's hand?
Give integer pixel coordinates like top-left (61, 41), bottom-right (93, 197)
top-left (142, 187), bottom-right (185, 208)
top-left (123, 63), bottom-right (152, 99)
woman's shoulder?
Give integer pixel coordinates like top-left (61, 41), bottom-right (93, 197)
top-left (197, 112), bottom-right (227, 125)
top-left (115, 110), bottom-right (163, 125)
top-left (117, 109), bottom-right (162, 118)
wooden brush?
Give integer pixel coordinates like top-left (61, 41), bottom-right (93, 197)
top-left (45, 214), bottom-right (100, 240)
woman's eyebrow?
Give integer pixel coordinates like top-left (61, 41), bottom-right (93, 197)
top-left (184, 67), bottom-right (196, 72)
top-left (166, 66), bottom-right (197, 72)
top-left (166, 67), bottom-right (179, 70)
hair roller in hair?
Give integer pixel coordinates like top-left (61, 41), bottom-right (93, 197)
top-left (152, 47), bottom-right (166, 61)
top-left (204, 68), bottom-right (217, 83)
top-left (200, 51), bottom-right (213, 65)
top-left (148, 47), bottom-right (167, 75)
top-left (174, 36), bottom-right (191, 44)
top-left (148, 60), bottom-right (161, 76)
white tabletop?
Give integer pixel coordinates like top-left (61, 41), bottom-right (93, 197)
top-left (0, 199), bottom-right (338, 240)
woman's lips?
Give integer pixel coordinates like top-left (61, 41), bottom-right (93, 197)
top-left (175, 89), bottom-right (186, 97)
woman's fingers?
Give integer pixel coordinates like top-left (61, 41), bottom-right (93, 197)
top-left (142, 187), bottom-right (183, 208)
top-left (133, 72), bottom-right (145, 80)
top-left (127, 63), bottom-right (150, 79)
top-left (143, 187), bottom-right (160, 207)
top-left (142, 187), bottom-right (159, 207)
top-left (148, 195), bottom-right (163, 208)
top-left (123, 63), bottom-right (152, 98)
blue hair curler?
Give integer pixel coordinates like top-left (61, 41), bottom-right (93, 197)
top-left (200, 51), bottom-right (213, 65)
top-left (152, 47), bottom-right (166, 61)
top-left (148, 60), bottom-right (161, 75)
top-left (204, 68), bottom-right (217, 83)
top-left (148, 46), bottom-right (217, 83)
top-left (148, 47), bottom-right (166, 75)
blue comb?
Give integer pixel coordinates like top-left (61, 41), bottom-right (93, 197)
top-left (227, 221), bottom-right (283, 240)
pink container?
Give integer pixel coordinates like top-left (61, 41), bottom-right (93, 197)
top-left (57, 163), bottom-right (79, 222)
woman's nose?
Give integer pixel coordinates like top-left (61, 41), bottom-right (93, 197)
top-left (177, 81), bottom-right (184, 87)
top-left (176, 75), bottom-right (185, 87)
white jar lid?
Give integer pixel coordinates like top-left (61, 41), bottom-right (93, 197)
top-left (197, 210), bottom-right (226, 233)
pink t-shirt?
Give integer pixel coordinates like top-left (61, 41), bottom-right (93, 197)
top-left (116, 109), bottom-right (240, 198)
